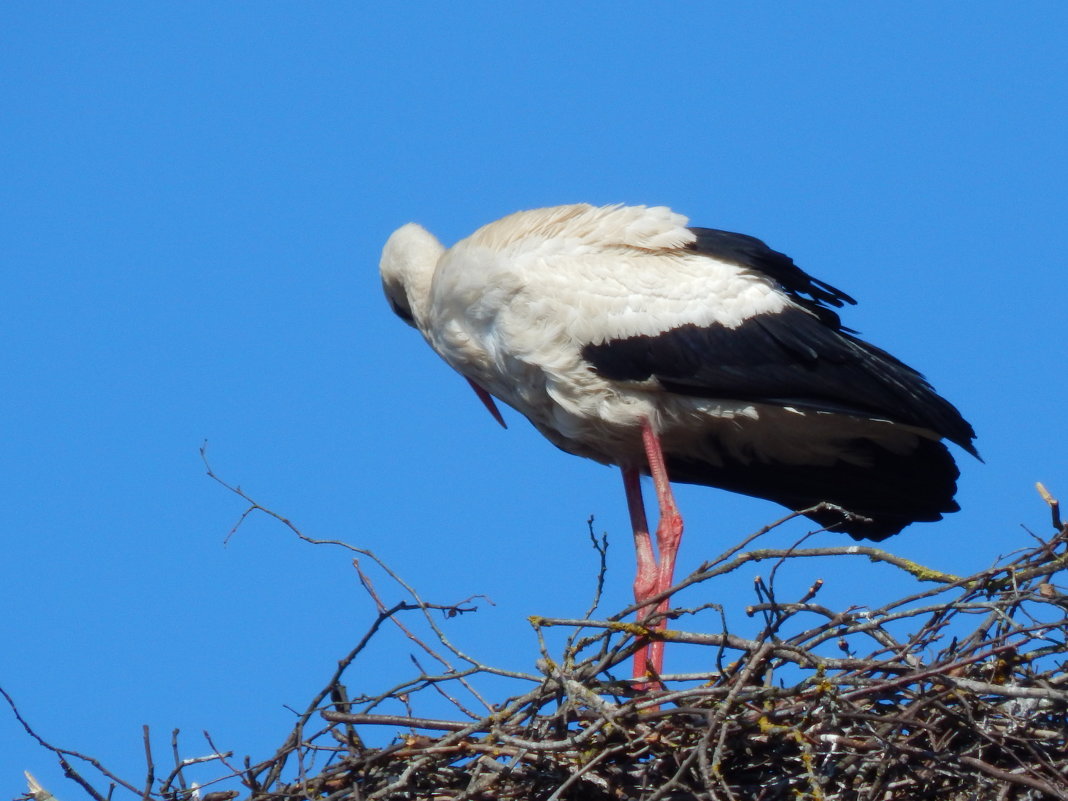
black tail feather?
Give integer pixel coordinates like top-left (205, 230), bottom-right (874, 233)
top-left (666, 436), bottom-right (961, 541)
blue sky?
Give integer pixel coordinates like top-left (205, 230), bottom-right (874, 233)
top-left (3, 3), bottom-right (1067, 793)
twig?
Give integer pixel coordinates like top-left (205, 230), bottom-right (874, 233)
top-left (12, 472), bottom-right (1067, 801)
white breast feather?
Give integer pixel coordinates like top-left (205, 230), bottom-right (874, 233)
top-left (418, 204), bottom-right (808, 465)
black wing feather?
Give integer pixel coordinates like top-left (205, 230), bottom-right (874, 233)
top-left (666, 434), bottom-right (962, 540)
top-left (584, 230), bottom-right (978, 456)
top-left (688, 227), bottom-right (856, 325)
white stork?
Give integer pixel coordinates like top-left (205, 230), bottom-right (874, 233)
top-left (380, 203), bottom-right (976, 680)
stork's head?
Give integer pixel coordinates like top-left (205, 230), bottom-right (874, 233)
top-left (380, 222), bottom-right (445, 331)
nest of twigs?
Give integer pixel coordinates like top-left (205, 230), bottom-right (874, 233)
top-left (10, 472), bottom-right (1068, 801)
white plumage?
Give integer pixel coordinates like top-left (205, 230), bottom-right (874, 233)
top-left (381, 202), bottom-right (976, 679)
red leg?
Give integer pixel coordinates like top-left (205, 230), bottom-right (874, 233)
top-left (621, 419), bottom-right (685, 684)
top-left (621, 466), bottom-right (656, 681)
top-left (638, 418), bottom-right (685, 677)
top-left (640, 420), bottom-right (684, 604)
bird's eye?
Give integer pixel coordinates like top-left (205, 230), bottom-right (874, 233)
top-left (389, 296), bottom-right (415, 325)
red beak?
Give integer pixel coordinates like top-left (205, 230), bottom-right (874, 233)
top-left (465, 378), bottom-right (507, 429)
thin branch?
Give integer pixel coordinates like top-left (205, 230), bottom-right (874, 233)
top-left (11, 465), bottom-right (1066, 801)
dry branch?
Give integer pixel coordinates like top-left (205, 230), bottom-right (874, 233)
top-left (8, 464), bottom-right (1068, 801)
